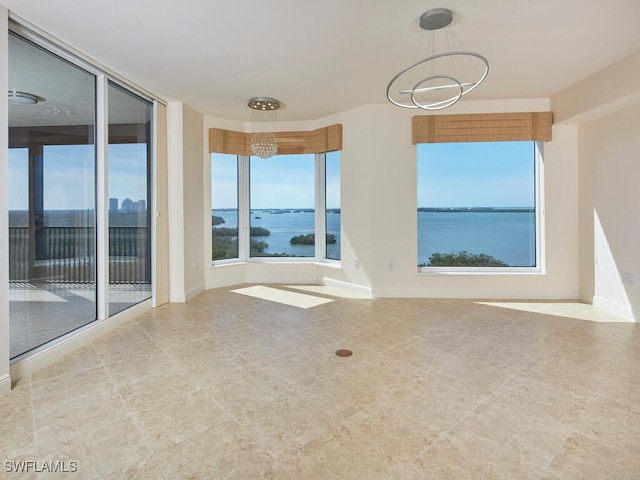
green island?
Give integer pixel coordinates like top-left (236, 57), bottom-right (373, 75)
top-left (420, 251), bottom-right (508, 267)
top-left (289, 233), bottom-right (337, 245)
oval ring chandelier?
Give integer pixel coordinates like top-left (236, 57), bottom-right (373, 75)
top-left (386, 8), bottom-right (489, 111)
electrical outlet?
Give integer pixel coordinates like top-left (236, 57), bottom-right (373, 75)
top-left (353, 259), bottom-right (360, 269)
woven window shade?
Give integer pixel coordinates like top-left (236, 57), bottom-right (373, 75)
top-left (412, 112), bottom-right (552, 144)
top-left (209, 124), bottom-right (342, 155)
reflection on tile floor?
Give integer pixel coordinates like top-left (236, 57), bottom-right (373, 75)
top-left (2, 284), bottom-right (640, 479)
top-left (9, 283), bottom-right (151, 359)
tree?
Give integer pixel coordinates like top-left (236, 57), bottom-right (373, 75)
top-left (212, 215), bottom-right (225, 226)
top-left (289, 233), bottom-right (337, 245)
top-left (424, 251), bottom-right (508, 267)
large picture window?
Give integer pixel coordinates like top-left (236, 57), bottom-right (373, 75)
top-left (417, 141), bottom-right (540, 270)
top-left (210, 152), bottom-right (340, 262)
top-left (250, 154), bottom-right (315, 258)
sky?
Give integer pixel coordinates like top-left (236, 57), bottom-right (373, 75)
top-left (9, 141), bottom-right (533, 212)
top-left (417, 141), bottom-right (535, 208)
top-left (8, 144), bottom-right (148, 211)
top-left (211, 151), bottom-right (341, 210)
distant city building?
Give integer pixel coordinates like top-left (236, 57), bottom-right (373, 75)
top-left (121, 198), bottom-right (135, 213)
top-left (136, 199), bottom-right (146, 212)
top-left (109, 198), bottom-right (119, 212)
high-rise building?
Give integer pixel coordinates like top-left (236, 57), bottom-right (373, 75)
top-left (121, 198), bottom-right (135, 213)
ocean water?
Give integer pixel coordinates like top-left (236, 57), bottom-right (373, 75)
top-left (212, 209), bottom-right (341, 259)
top-left (213, 209), bottom-right (535, 266)
top-left (418, 211), bottom-right (536, 267)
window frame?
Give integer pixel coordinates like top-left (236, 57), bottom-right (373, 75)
top-left (210, 152), bottom-right (340, 265)
top-left (417, 141), bottom-right (544, 274)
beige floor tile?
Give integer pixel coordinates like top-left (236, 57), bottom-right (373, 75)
top-left (592, 371), bottom-right (640, 416)
top-left (491, 375), bottom-right (589, 427)
top-left (204, 366), bottom-right (293, 423)
top-left (6, 287), bottom-right (640, 479)
top-left (0, 379), bottom-right (36, 479)
top-left (575, 396), bottom-right (640, 452)
top-left (30, 345), bottom-right (103, 385)
top-left (35, 414), bottom-right (150, 480)
top-left (240, 392), bottom-right (335, 459)
top-left (375, 375), bottom-right (477, 441)
top-left (278, 427), bottom-right (396, 479)
top-left (30, 368), bottom-right (115, 417)
top-left (517, 356), bottom-right (608, 397)
top-left (154, 421), bottom-right (279, 479)
top-left (430, 354), bottom-right (519, 405)
top-left (341, 407), bottom-right (434, 466)
top-left (542, 431), bottom-right (640, 480)
top-left (615, 344), bottom-right (640, 378)
top-left (99, 457), bottom-right (164, 480)
top-left (414, 399), bottom-right (570, 479)
top-left (294, 370), bottom-right (389, 420)
top-left (132, 389), bottom-right (230, 451)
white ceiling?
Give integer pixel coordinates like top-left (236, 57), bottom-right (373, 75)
top-left (4, 0), bottom-right (640, 122)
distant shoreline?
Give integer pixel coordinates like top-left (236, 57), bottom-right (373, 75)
top-left (417, 207), bottom-right (534, 213)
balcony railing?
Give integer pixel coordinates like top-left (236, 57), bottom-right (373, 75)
top-left (8, 226), bottom-right (150, 284)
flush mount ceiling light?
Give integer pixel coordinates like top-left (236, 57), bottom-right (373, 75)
top-left (248, 97), bottom-right (280, 159)
top-left (386, 8), bottom-right (489, 111)
top-left (8, 90), bottom-right (40, 104)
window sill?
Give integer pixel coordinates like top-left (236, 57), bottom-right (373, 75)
top-left (418, 268), bottom-right (544, 275)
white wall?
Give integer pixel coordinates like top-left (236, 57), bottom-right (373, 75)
top-left (578, 105), bottom-right (640, 320)
top-left (552, 48), bottom-right (640, 320)
top-left (203, 98), bottom-right (582, 299)
top-left (182, 105), bottom-right (205, 297)
top-left (0, 5), bottom-right (11, 396)
top-left (168, 102), bottom-right (205, 302)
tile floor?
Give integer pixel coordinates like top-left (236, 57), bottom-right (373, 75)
top-left (1, 284), bottom-right (640, 479)
top-left (9, 282), bottom-right (151, 359)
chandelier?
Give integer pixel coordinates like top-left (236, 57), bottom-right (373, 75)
top-left (386, 8), bottom-right (489, 111)
top-left (248, 97), bottom-right (280, 159)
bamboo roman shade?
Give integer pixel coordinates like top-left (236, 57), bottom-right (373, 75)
top-left (412, 112), bottom-right (552, 144)
top-left (209, 124), bottom-right (342, 155)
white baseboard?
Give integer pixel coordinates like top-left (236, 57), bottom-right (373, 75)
top-left (10, 299), bottom-right (152, 381)
top-left (322, 277), bottom-right (373, 298)
top-left (0, 374), bottom-right (11, 397)
top-left (185, 283), bottom-right (206, 302)
top-left (170, 283), bottom-right (206, 303)
top-left (593, 295), bottom-right (637, 322)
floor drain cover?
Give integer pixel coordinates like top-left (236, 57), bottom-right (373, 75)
top-left (335, 349), bottom-right (353, 357)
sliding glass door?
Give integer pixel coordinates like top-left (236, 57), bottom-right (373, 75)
top-left (8, 32), bottom-right (155, 360)
top-left (108, 82), bottom-right (153, 315)
top-left (8, 33), bottom-right (97, 358)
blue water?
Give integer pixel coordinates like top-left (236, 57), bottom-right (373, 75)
top-left (418, 211), bottom-right (535, 267)
top-left (213, 209), bottom-right (341, 259)
top-left (215, 209), bottom-right (536, 266)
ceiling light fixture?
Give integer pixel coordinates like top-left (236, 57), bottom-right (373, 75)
top-left (386, 8), bottom-right (489, 111)
top-left (248, 97), bottom-right (280, 159)
top-left (8, 90), bottom-right (40, 105)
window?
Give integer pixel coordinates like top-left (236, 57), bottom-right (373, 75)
top-left (417, 141), bottom-right (540, 270)
top-left (325, 151), bottom-right (341, 260)
top-left (107, 82), bottom-right (153, 315)
top-left (210, 152), bottom-right (340, 262)
top-left (211, 154), bottom-right (239, 261)
top-left (250, 154), bottom-right (315, 258)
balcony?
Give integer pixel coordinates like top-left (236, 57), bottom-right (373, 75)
top-left (8, 225), bottom-right (151, 360)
